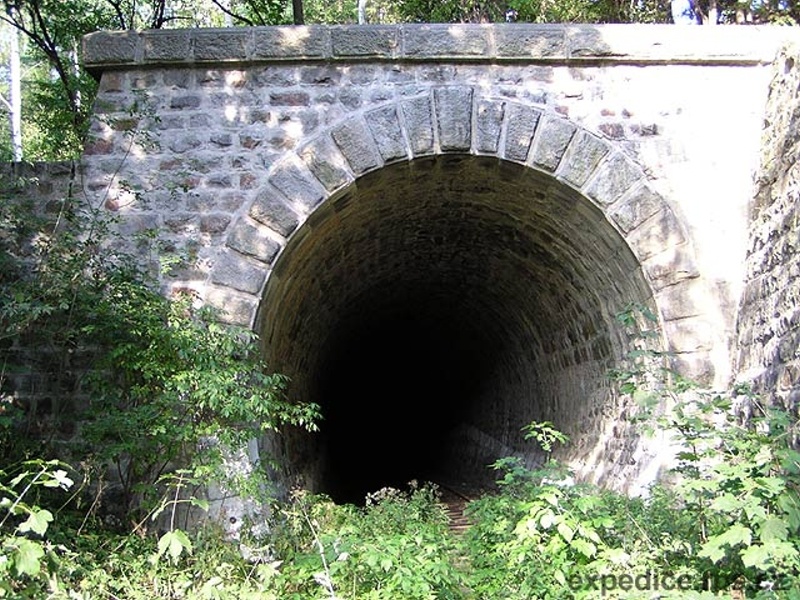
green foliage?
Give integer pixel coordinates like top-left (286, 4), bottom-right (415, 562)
top-left (0, 459), bottom-right (74, 597)
top-left (272, 483), bottom-right (463, 599)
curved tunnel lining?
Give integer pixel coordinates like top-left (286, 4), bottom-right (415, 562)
top-left (259, 156), bottom-right (655, 504)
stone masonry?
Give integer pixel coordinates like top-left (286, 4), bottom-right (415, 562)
top-left (63, 24), bottom-right (800, 494)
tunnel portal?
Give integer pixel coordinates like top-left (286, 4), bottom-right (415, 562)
top-left (259, 155), bottom-right (654, 504)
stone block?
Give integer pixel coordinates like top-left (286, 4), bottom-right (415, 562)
top-left (227, 219), bottom-right (282, 264)
top-left (250, 186), bottom-right (300, 237)
top-left (401, 96), bottom-right (435, 156)
top-left (655, 279), bottom-right (703, 322)
top-left (435, 87), bottom-right (473, 152)
top-left (625, 206), bottom-right (686, 262)
top-left (494, 24), bottom-right (566, 58)
top-left (193, 29), bottom-right (249, 61)
top-left (331, 119), bottom-right (381, 175)
top-left (530, 115), bottom-right (575, 172)
top-left (251, 26), bottom-right (329, 59)
top-left (558, 131), bottom-right (609, 188)
top-left (608, 185), bottom-right (663, 233)
top-left (170, 95), bottom-right (201, 109)
top-left (365, 106), bottom-right (408, 162)
top-left (504, 104), bottom-right (541, 162)
top-left (204, 286), bottom-right (258, 327)
top-left (585, 153), bottom-right (643, 206)
top-left (83, 31), bottom-right (138, 66)
top-left (268, 160), bottom-right (326, 211)
top-left (640, 244), bottom-right (700, 290)
top-left (402, 24), bottom-right (490, 57)
top-left (331, 26), bottom-right (398, 57)
top-left (299, 135), bottom-right (353, 191)
top-left (662, 317), bottom-right (713, 354)
top-left (210, 249), bottom-right (267, 294)
top-left (300, 66), bottom-right (342, 86)
top-left (567, 26), bottom-right (616, 58)
top-left (143, 30), bottom-right (192, 62)
top-left (475, 99), bottom-right (504, 154)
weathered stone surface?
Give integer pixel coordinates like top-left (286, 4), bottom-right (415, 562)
top-left (656, 279), bottom-right (704, 321)
top-left (251, 27), bottom-right (329, 59)
top-left (268, 160), bottom-right (326, 211)
top-left (299, 136), bottom-right (353, 191)
top-left (495, 24), bottom-right (566, 58)
top-left (227, 219), bottom-right (282, 263)
top-left (609, 185), bottom-right (663, 233)
top-left (331, 119), bottom-right (382, 174)
top-left (83, 31), bottom-right (138, 66)
top-left (625, 206), bottom-right (686, 262)
top-left (250, 186), bottom-right (300, 236)
top-left (504, 104), bottom-right (541, 162)
top-left (475, 99), bottom-right (504, 154)
top-left (194, 29), bottom-right (249, 61)
top-left (435, 87), bottom-right (473, 152)
top-left (365, 106), bottom-right (408, 162)
top-left (641, 244), bottom-right (700, 290)
top-left (402, 24), bottom-right (491, 57)
top-left (401, 96), bottom-right (435, 156)
top-left (331, 26), bottom-right (397, 57)
top-left (64, 24), bottom-right (797, 504)
top-left (210, 250), bottom-right (267, 294)
top-left (143, 30), bottom-right (192, 62)
top-left (585, 153), bottom-right (643, 206)
top-left (559, 131), bottom-right (609, 188)
top-left (531, 115), bottom-right (575, 172)
top-left (204, 286), bottom-right (258, 327)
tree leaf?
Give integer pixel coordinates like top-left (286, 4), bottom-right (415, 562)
top-left (710, 493), bottom-right (740, 513)
top-left (12, 538), bottom-right (45, 576)
top-left (157, 529), bottom-right (193, 563)
top-left (741, 543), bottom-right (772, 570)
top-left (759, 517), bottom-right (789, 543)
top-left (557, 521), bottom-right (574, 543)
top-left (17, 509), bottom-right (53, 536)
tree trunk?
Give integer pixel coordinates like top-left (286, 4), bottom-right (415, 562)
top-left (358, 0), bottom-right (367, 23)
top-left (9, 26), bottom-right (22, 162)
top-left (707, 0), bottom-right (718, 23)
top-left (293, 0), bottom-right (304, 24)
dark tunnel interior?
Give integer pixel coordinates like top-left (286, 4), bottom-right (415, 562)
top-left (258, 155), bottom-right (655, 504)
top-left (315, 308), bottom-right (490, 503)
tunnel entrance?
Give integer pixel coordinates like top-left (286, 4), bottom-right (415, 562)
top-left (259, 155), bottom-right (655, 504)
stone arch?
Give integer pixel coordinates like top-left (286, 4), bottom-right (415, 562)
top-left (206, 86), bottom-right (709, 501)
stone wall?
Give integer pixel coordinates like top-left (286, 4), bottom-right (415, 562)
top-left (77, 24), bottom-right (800, 496)
top-left (0, 162), bottom-right (84, 439)
top-left (736, 44), bottom-right (800, 411)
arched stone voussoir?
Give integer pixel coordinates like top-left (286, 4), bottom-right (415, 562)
top-left (640, 244), bottom-right (701, 291)
top-left (474, 97), bottom-right (506, 155)
top-left (331, 118), bottom-right (383, 176)
top-left (204, 284), bottom-right (261, 328)
top-left (249, 185), bottom-right (301, 238)
top-left (434, 86), bottom-right (474, 152)
top-left (226, 216), bottom-right (283, 265)
top-left (529, 113), bottom-right (576, 173)
top-left (365, 105), bottom-right (409, 163)
top-left (298, 133), bottom-right (355, 193)
top-left (584, 152), bottom-right (646, 207)
top-left (502, 103), bottom-right (542, 163)
top-left (267, 155), bottom-right (327, 215)
top-left (210, 248), bottom-right (269, 296)
top-left (622, 202), bottom-right (688, 265)
top-left (654, 278), bottom-right (706, 323)
top-left (556, 129), bottom-right (611, 189)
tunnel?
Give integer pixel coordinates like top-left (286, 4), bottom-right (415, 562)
top-left (258, 155), bottom-right (655, 505)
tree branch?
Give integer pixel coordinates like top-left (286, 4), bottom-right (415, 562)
top-left (209, 0), bottom-right (257, 26)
